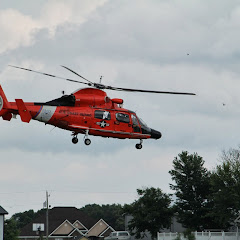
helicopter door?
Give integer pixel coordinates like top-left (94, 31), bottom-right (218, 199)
top-left (131, 114), bottom-right (141, 133)
top-left (114, 112), bottom-right (132, 133)
top-left (93, 110), bottom-right (112, 130)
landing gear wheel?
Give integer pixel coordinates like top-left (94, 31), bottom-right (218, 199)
top-left (135, 143), bottom-right (142, 149)
top-left (84, 138), bottom-right (91, 146)
top-left (72, 137), bottom-right (78, 144)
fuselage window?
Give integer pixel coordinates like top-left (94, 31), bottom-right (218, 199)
top-left (116, 113), bottom-right (130, 123)
top-left (94, 110), bottom-right (111, 120)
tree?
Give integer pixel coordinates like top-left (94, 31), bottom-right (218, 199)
top-left (221, 146), bottom-right (240, 164)
top-left (4, 218), bottom-right (19, 240)
top-left (169, 151), bottom-right (212, 230)
top-left (80, 204), bottom-right (124, 230)
top-left (12, 209), bottom-right (46, 230)
top-left (209, 147), bottom-right (240, 229)
top-left (12, 209), bottom-right (35, 230)
top-left (123, 187), bottom-right (173, 239)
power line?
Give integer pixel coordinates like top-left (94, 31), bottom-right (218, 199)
top-left (0, 190), bottom-right (46, 195)
top-left (54, 191), bottom-right (135, 194)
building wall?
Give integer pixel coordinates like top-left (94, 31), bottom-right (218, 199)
top-left (53, 221), bottom-right (74, 235)
top-left (87, 220), bottom-right (108, 236)
top-left (0, 215), bottom-right (3, 240)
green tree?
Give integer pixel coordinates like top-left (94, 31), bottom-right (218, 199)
top-left (80, 204), bottom-right (124, 230)
top-left (123, 187), bottom-right (173, 239)
top-left (4, 218), bottom-right (19, 240)
top-left (209, 147), bottom-right (240, 229)
top-left (169, 151), bottom-right (212, 230)
top-left (183, 229), bottom-right (196, 240)
top-left (12, 209), bottom-right (46, 230)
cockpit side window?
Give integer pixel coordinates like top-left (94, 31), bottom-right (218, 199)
top-left (95, 110), bottom-right (111, 120)
top-left (116, 113), bottom-right (130, 123)
top-left (131, 114), bottom-right (141, 133)
top-left (131, 114), bottom-right (138, 125)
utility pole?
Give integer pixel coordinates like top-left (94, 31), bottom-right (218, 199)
top-left (46, 191), bottom-right (49, 240)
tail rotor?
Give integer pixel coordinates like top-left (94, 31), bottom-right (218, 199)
top-left (0, 85), bottom-right (12, 121)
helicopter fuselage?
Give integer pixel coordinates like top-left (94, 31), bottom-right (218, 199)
top-left (0, 86), bottom-right (161, 148)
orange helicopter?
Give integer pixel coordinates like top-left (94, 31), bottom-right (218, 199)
top-left (0, 65), bottom-right (195, 149)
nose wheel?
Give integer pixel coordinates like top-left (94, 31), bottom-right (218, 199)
top-left (135, 143), bottom-right (142, 149)
top-left (135, 139), bottom-right (143, 149)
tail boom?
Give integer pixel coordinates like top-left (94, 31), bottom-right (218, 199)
top-left (0, 85), bottom-right (12, 120)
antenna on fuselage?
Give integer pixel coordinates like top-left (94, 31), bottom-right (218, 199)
top-left (100, 76), bottom-right (103, 83)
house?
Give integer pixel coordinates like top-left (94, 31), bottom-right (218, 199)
top-left (19, 207), bottom-right (115, 240)
top-left (0, 206), bottom-right (8, 240)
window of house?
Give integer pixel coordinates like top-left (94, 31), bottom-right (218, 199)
top-left (116, 113), bottom-right (130, 123)
top-left (94, 110), bottom-right (111, 120)
top-left (32, 223), bottom-right (44, 231)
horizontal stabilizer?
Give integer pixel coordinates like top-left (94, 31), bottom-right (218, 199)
top-left (15, 99), bottom-right (31, 123)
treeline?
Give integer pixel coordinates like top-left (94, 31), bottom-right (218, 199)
top-left (10, 204), bottom-right (124, 230)
top-left (4, 204), bottom-right (125, 240)
top-left (4, 147), bottom-right (240, 240)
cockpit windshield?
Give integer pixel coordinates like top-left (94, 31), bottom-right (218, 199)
top-left (134, 114), bottom-right (151, 135)
top-left (138, 117), bottom-right (148, 127)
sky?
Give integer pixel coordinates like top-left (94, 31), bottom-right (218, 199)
top-left (1, 0), bottom-right (240, 217)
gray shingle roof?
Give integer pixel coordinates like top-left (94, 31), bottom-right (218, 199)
top-left (0, 206), bottom-right (8, 215)
top-left (20, 207), bottom-right (97, 236)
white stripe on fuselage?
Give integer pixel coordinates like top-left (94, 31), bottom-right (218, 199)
top-left (35, 106), bottom-right (57, 123)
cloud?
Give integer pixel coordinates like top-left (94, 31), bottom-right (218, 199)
top-left (0, 145), bottom-right (175, 217)
top-left (0, 9), bottom-right (39, 54)
top-left (2, 0), bottom-right (240, 217)
top-left (0, 0), bottom-right (108, 54)
top-left (39, 0), bottom-right (108, 37)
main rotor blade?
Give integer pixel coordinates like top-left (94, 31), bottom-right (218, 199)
top-left (105, 85), bottom-right (196, 95)
top-left (8, 65), bottom-right (91, 86)
top-left (9, 65), bottom-right (196, 95)
top-left (61, 65), bottom-right (93, 84)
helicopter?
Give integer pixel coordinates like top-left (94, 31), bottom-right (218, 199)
top-left (0, 65), bottom-right (195, 149)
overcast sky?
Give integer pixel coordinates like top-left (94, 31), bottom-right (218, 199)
top-left (1, 0), bottom-right (240, 217)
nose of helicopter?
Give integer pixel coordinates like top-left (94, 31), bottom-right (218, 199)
top-left (150, 129), bottom-right (162, 139)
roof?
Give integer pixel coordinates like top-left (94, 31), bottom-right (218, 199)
top-left (87, 219), bottom-right (115, 237)
top-left (0, 206), bottom-right (8, 215)
top-left (20, 207), bottom-right (97, 237)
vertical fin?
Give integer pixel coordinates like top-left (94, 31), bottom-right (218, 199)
top-left (15, 99), bottom-right (32, 123)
